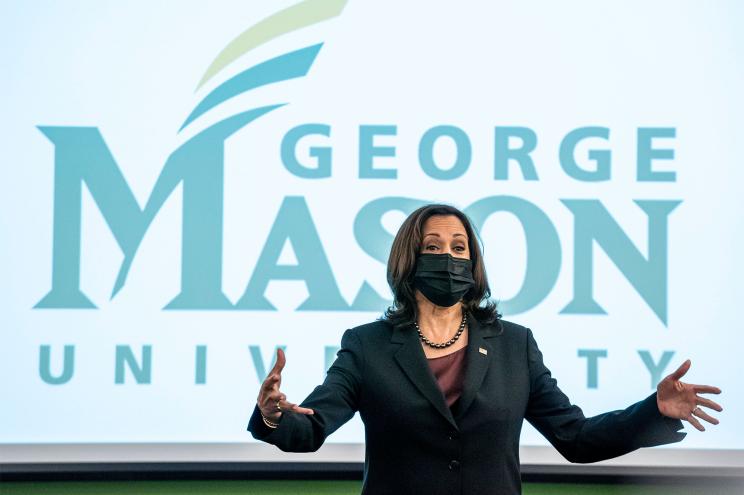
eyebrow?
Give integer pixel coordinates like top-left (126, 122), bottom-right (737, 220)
top-left (423, 233), bottom-right (467, 239)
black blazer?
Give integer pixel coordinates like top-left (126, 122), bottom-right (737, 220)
top-left (248, 316), bottom-right (686, 494)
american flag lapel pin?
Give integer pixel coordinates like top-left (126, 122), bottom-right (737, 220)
top-left (479, 347), bottom-right (488, 356)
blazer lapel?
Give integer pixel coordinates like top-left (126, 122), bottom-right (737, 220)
top-left (455, 315), bottom-right (496, 419)
top-left (392, 324), bottom-right (459, 431)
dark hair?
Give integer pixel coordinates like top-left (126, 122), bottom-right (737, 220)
top-left (382, 204), bottom-right (500, 328)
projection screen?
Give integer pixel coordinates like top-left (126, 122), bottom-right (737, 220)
top-left (2, 0), bottom-right (743, 474)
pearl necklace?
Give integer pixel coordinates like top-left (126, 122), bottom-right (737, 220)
top-left (415, 313), bottom-right (467, 349)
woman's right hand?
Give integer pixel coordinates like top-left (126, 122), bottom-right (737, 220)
top-left (257, 348), bottom-right (315, 422)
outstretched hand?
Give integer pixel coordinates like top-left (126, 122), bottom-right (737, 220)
top-left (257, 348), bottom-right (314, 422)
top-left (657, 359), bottom-right (722, 432)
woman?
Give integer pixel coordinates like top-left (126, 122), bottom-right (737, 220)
top-left (248, 204), bottom-right (722, 494)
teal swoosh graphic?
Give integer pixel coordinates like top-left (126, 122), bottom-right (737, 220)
top-left (180, 43), bottom-right (322, 131)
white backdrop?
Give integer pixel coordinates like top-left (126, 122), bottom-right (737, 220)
top-left (1, 0), bottom-right (742, 467)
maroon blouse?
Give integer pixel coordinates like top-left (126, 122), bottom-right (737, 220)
top-left (427, 346), bottom-right (467, 407)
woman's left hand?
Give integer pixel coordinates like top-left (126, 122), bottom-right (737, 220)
top-left (657, 359), bottom-right (722, 431)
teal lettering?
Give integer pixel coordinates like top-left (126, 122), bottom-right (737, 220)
top-left (281, 124), bottom-right (332, 178)
top-left (637, 128), bottom-right (676, 182)
top-left (351, 197), bottom-right (427, 311)
top-left (195, 345), bottom-right (207, 385)
top-left (419, 125), bottom-right (471, 180)
top-left (249, 345), bottom-right (286, 382)
top-left (577, 349), bottom-right (607, 389)
top-left (236, 196), bottom-right (348, 310)
top-left (359, 125), bottom-right (397, 179)
top-left (559, 127), bottom-right (611, 181)
top-left (493, 127), bottom-right (538, 180)
top-left (35, 105), bottom-right (281, 310)
top-left (466, 196), bottom-right (561, 314)
top-left (638, 350), bottom-right (675, 388)
top-left (324, 345), bottom-right (340, 374)
top-left (115, 345), bottom-right (152, 384)
top-left (560, 200), bottom-right (680, 325)
top-left (39, 345), bottom-right (74, 385)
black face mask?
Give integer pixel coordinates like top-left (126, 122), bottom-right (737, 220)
top-left (413, 253), bottom-right (475, 307)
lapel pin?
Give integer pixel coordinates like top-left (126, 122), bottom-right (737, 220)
top-left (479, 347), bottom-right (488, 355)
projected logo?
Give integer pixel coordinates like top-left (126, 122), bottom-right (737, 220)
top-left (34, 0), bottom-right (680, 325)
top-left (35, 0), bottom-right (348, 311)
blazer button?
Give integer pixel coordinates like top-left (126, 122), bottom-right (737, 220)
top-left (448, 432), bottom-right (458, 441)
top-left (448, 460), bottom-right (460, 471)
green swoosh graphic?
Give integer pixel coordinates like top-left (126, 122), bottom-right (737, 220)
top-left (196, 0), bottom-right (347, 90)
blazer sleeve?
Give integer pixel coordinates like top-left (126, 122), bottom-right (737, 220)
top-left (247, 328), bottom-right (363, 452)
top-left (524, 328), bottom-right (687, 463)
